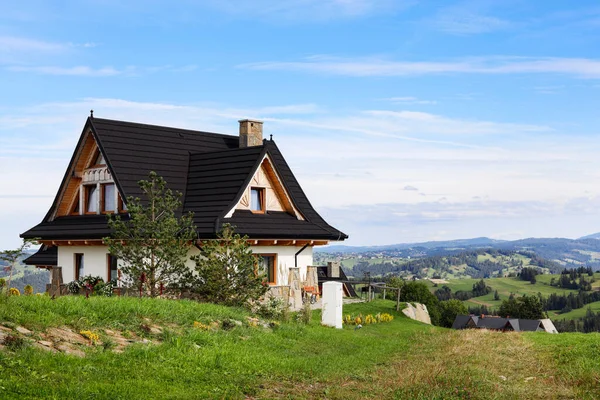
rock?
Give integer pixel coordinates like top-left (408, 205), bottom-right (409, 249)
top-left (38, 340), bottom-right (53, 347)
top-left (0, 326), bottom-right (13, 333)
top-left (0, 331), bottom-right (8, 342)
top-left (232, 320), bottom-right (243, 327)
top-left (46, 327), bottom-right (88, 345)
top-left (149, 325), bottom-right (162, 334)
top-left (402, 303), bottom-right (432, 325)
top-left (56, 342), bottom-right (85, 358)
top-left (15, 326), bottom-right (32, 335)
top-left (524, 377), bottom-right (535, 382)
top-left (33, 342), bottom-right (58, 353)
top-left (499, 376), bottom-right (507, 381)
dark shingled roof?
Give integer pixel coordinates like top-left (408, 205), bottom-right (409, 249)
top-left (21, 117), bottom-right (347, 242)
top-left (452, 315), bottom-right (471, 330)
top-left (452, 315), bottom-right (546, 332)
top-left (518, 319), bottom-right (543, 332)
top-left (23, 245), bottom-right (57, 266)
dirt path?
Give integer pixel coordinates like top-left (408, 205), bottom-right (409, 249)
top-left (258, 329), bottom-right (577, 399)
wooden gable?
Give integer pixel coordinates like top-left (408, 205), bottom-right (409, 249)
top-left (232, 155), bottom-right (304, 220)
top-left (53, 130), bottom-right (116, 218)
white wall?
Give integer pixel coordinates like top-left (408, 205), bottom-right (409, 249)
top-left (58, 246), bottom-right (113, 282)
top-left (56, 244), bottom-right (314, 286)
top-left (249, 245), bottom-right (313, 285)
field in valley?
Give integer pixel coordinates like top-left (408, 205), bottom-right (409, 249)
top-left (424, 273), bottom-right (600, 318)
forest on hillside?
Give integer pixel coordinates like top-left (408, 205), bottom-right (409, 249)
top-left (341, 249), bottom-right (563, 279)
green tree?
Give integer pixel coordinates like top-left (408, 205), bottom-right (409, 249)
top-left (438, 299), bottom-right (468, 328)
top-left (104, 172), bottom-right (196, 297)
top-left (187, 224), bottom-right (269, 306)
top-left (498, 297), bottom-right (520, 318)
top-left (0, 239), bottom-right (35, 292)
top-left (498, 295), bottom-right (544, 319)
top-left (494, 290), bottom-right (500, 301)
top-left (517, 295), bottom-right (544, 319)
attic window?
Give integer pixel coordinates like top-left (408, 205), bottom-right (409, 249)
top-left (102, 183), bottom-right (116, 213)
top-left (86, 185), bottom-right (98, 213)
top-left (250, 188), bottom-right (265, 213)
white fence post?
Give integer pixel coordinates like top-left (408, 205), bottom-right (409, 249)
top-left (322, 281), bottom-right (343, 329)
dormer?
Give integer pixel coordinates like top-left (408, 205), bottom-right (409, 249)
top-left (225, 153), bottom-right (305, 220)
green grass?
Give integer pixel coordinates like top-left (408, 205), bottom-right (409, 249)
top-left (0, 295), bottom-right (248, 331)
top-left (1, 296), bottom-right (599, 399)
top-left (552, 301), bottom-right (600, 320)
top-left (0, 297), bottom-right (424, 399)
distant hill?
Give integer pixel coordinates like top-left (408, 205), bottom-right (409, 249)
top-left (320, 237), bottom-right (506, 254)
top-left (317, 235), bottom-right (600, 272)
top-left (579, 232), bottom-right (600, 240)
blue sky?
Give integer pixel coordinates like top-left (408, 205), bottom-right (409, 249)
top-left (2, 0), bottom-right (600, 248)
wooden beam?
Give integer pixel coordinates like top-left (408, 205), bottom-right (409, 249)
top-left (41, 239), bottom-right (104, 246)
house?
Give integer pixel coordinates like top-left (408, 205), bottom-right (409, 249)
top-left (452, 315), bottom-right (558, 333)
top-left (21, 114), bottom-right (348, 297)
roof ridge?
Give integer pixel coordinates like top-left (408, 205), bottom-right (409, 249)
top-left (92, 117), bottom-right (237, 139)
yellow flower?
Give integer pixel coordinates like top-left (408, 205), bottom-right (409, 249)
top-left (80, 330), bottom-right (100, 344)
top-left (193, 321), bottom-right (211, 330)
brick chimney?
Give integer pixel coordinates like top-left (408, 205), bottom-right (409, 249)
top-left (327, 261), bottom-right (340, 278)
top-left (239, 119), bottom-right (263, 148)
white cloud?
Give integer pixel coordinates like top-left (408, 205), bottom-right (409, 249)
top-left (241, 55), bottom-right (600, 78)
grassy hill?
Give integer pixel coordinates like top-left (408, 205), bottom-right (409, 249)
top-left (425, 273), bottom-right (600, 318)
top-left (0, 296), bottom-right (599, 399)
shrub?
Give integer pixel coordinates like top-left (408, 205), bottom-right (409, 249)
top-left (343, 313), bottom-right (394, 325)
top-left (23, 285), bottom-right (34, 296)
top-left (255, 297), bottom-right (286, 320)
top-left (364, 314), bottom-right (376, 325)
top-left (0, 278), bottom-right (6, 290)
top-left (8, 288), bottom-right (20, 296)
top-left (94, 280), bottom-right (116, 297)
top-left (67, 280), bottom-right (83, 294)
top-left (188, 224), bottom-right (269, 307)
top-left (297, 301), bottom-right (312, 325)
top-left (377, 313), bottom-right (394, 323)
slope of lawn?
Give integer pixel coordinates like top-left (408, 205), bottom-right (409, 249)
top-left (0, 295), bottom-right (599, 399)
top-left (551, 301), bottom-right (600, 320)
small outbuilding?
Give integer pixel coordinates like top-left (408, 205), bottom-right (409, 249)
top-left (452, 315), bottom-right (558, 333)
